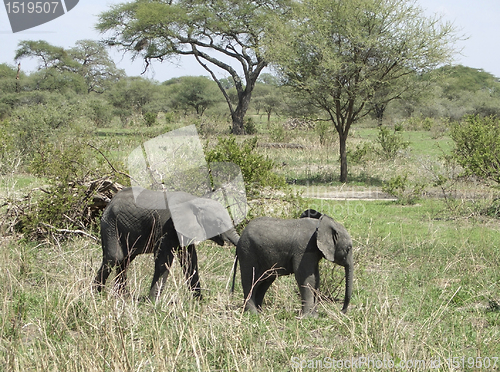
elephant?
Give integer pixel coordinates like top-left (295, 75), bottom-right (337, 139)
top-left (235, 213), bottom-right (353, 316)
top-left (230, 208), bottom-right (323, 293)
top-left (299, 208), bottom-right (323, 219)
top-left (93, 186), bottom-right (240, 301)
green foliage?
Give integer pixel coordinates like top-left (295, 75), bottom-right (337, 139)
top-left (346, 142), bottom-right (374, 165)
top-left (0, 120), bottom-right (22, 174)
top-left (105, 77), bottom-right (160, 123)
top-left (3, 94), bottom-right (105, 165)
top-left (382, 173), bottom-right (426, 205)
top-left (205, 136), bottom-right (286, 195)
top-left (15, 39), bottom-right (124, 94)
top-left (437, 65), bottom-right (500, 99)
top-left (267, 0), bottom-right (458, 181)
top-left (86, 98), bottom-right (114, 127)
top-left (251, 83), bottom-right (284, 122)
top-left (15, 137), bottom-right (124, 237)
top-left (451, 115), bottom-right (500, 184)
top-left (166, 76), bottom-right (221, 116)
top-left (143, 111), bottom-right (157, 127)
top-left (315, 121), bottom-right (331, 146)
top-left (269, 123), bottom-right (288, 142)
top-left (244, 117), bottom-right (258, 135)
top-left (376, 126), bottom-right (410, 159)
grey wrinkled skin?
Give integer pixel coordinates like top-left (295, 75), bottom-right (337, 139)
top-left (236, 213), bottom-right (353, 317)
top-left (93, 187), bottom-right (240, 301)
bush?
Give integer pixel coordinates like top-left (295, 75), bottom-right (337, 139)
top-left (0, 120), bottom-right (23, 174)
top-left (376, 126), bottom-right (410, 160)
top-left (86, 99), bottom-right (114, 127)
top-left (315, 121), bottom-right (331, 145)
top-left (205, 136), bottom-right (286, 196)
top-left (8, 98), bottom-right (93, 159)
top-left (15, 137), bottom-right (126, 238)
top-left (382, 173), bottom-right (426, 205)
top-left (347, 142), bottom-right (375, 165)
top-left (244, 117), bottom-right (258, 134)
top-left (143, 111), bottom-right (158, 127)
top-left (451, 115), bottom-right (500, 184)
top-left (269, 123), bottom-right (287, 142)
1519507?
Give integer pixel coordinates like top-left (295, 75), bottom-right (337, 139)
top-left (5, 2), bottom-right (61, 14)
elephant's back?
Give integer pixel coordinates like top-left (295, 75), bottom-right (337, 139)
top-left (102, 187), bottom-right (171, 227)
top-left (238, 217), bottom-right (318, 251)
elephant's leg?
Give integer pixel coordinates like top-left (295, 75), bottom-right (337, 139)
top-left (94, 220), bottom-right (121, 293)
top-left (241, 265), bottom-right (262, 314)
top-left (295, 264), bottom-right (320, 317)
top-left (176, 244), bottom-right (202, 298)
top-left (254, 276), bottom-right (276, 310)
top-left (114, 255), bottom-right (136, 296)
top-left (93, 260), bottom-right (113, 293)
top-left (148, 247), bottom-right (175, 302)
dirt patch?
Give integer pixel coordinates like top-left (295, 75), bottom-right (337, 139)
top-left (302, 189), bottom-right (397, 201)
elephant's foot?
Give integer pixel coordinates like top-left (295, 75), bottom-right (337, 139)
top-left (243, 300), bottom-right (260, 314)
top-left (299, 310), bottom-right (319, 319)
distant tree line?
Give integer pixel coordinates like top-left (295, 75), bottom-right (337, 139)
top-left (2, 38), bottom-right (499, 127)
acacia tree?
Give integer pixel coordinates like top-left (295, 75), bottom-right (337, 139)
top-left (15, 40), bottom-right (124, 94)
top-left (268, 0), bottom-right (459, 182)
top-left (69, 40), bottom-right (125, 93)
top-left (96, 0), bottom-right (290, 134)
top-left (167, 76), bottom-right (220, 115)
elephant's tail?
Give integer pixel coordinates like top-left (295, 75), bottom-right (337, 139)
top-left (230, 253), bottom-right (238, 293)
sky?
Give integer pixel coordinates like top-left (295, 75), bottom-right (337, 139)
top-left (0, 0), bottom-right (499, 82)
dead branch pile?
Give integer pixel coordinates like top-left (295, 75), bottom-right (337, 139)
top-left (283, 118), bottom-right (315, 130)
top-left (1, 177), bottom-right (123, 238)
top-left (258, 143), bottom-right (306, 149)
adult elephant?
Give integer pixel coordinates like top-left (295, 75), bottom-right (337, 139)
top-left (236, 213), bottom-right (353, 316)
top-left (94, 186), bottom-right (240, 301)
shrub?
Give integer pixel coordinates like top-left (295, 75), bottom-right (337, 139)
top-left (16, 138), bottom-right (126, 238)
top-left (244, 117), bottom-right (258, 134)
top-left (143, 111), bottom-right (158, 127)
top-left (8, 98), bottom-right (92, 159)
top-left (347, 142), bottom-right (375, 165)
top-left (269, 123), bottom-right (287, 142)
top-left (205, 136), bottom-right (286, 196)
top-left (376, 126), bottom-right (410, 160)
top-left (0, 120), bottom-right (23, 174)
top-left (86, 99), bottom-right (114, 127)
top-left (382, 173), bottom-right (426, 205)
top-left (315, 121), bottom-right (331, 145)
top-left (451, 115), bottom-right (500, 184)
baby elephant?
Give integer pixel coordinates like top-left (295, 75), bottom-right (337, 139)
top-left (236, 213), bottom-right (353, 316)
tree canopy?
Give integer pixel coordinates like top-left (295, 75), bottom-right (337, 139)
top-left (267, 0), bottom-right (459, 182)
top-left (15, 40), bottom-right (124, 94)
top-left (96, 0), bottom-right (291, 134)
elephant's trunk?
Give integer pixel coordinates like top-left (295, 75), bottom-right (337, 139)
top-left (223, 227), bottom-right (240, 247)
top-left (341, 254), bottom-right (353, 314)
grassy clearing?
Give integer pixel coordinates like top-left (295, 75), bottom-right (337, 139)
top-left (1, 198), bottom-right (499, 370)
top-left (1, 120), bottom-right (500, 370)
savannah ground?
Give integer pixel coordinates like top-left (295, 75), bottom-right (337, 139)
top-left (0, 116), bottom-right (499, 371)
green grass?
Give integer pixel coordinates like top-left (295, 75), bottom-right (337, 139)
top-left (1, 198), bottom-right (499, 370)
top-left (1, 118), bottom-right (500, 370)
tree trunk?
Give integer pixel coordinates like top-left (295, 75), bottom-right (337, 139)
top-left (374, 103), bottom-right (386, 126)
top-left (232, 109), bottom-right (245, 135)
top-left (339, 133), bottom-right (348, 183)
top-left (230, 84), bottom-right (254, 134)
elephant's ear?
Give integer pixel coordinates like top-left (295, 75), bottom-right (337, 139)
top-left (316, 215), bottom-right (338, 262)
top-left (169, 195), bottom-right (233, 246)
